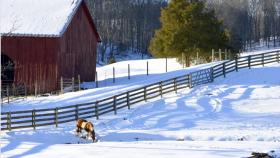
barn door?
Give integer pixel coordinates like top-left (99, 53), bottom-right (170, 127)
top-left (1, 53), bottom-right (15, 85)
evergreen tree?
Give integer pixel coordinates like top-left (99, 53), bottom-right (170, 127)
top-left (149, 0), bottom-right (229, 66)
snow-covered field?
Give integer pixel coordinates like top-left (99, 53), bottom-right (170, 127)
top-left (241, 48), bottom-right (280, 56)
top-left (1, 59), bottom-right (280, 157)
top-left (2, 58), bottom-right (218, 112)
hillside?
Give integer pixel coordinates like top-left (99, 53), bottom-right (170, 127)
top-left (1, 59), bottom-right (280, 157)
top-left (2, 58), bottom-right (217, 112)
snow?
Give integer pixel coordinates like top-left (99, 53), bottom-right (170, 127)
top-left (2, 58), bottom-right (219, 112)
top-left (1, 137), bottom-right (279, 158)
top-left (244, 38), bottom-right (280, 52)
top-left (241, 48), bottom-right (280, 57)
top-left (1, 59), bottom-right (280, 157)
top-left (0, 0), bottom-right (82, 36)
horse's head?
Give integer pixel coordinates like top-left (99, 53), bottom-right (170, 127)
top-left (91, 130), bottom-right (96, 142)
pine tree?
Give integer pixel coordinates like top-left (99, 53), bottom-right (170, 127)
top-left (149, 0), bottom-right (229, 66)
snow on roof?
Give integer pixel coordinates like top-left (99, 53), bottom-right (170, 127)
top-left (0, 0), bottom-right (82, 37)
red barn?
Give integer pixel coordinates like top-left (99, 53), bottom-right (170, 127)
top-left (1, 0), bottom-right (101, 93)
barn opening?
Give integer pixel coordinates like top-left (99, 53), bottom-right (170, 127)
top-left (1, 53), bottom-right (15, 85)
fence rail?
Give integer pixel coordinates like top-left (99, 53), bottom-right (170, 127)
top-left (1, 50), bottom-right (280, 131)
top-left (59, 76), bottom-right (81, 94)
top-left (1, 83), bottom-right (27, 104)
top-left (1, 75), bottom-right (81, 104)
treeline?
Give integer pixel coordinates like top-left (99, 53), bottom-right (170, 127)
top-left (149, 0), bottom-right (230, 67)
top-left (86, 0), bottom-right (167, 62)
top-left (86, 0), bottom-right (280, 63)
top-left (206, 0), bottom-right (280, 50)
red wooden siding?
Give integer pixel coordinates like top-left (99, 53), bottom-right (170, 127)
top-left (1, 1), bottom-right (99, 93)
top-left (59, 1), bottom-right (98, 82)
top-left (1, 37), bottom-right (59, 92)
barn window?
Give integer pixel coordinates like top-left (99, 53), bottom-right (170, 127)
top-left (1, 53), bottom-right (15, 85)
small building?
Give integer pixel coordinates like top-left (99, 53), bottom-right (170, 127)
top-left (1, 0), bottom-right (101, 93)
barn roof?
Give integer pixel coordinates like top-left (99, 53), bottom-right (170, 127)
top-left (0, 0), bottom-right (100, 39)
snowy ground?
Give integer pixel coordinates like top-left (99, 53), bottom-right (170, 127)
top-left (1, 61), bottom-right (280, 157)
top-left (2, 48), bottom-right (280, 111)
top-left (244, 38), bottom-right (280, 52)
top-left (241, 48), bottom-right (280, 56)
top-left (2, 58), bottom-right (219, 112)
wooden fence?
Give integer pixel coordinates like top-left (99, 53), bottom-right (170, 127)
top-left (1, 50), bottom-right (279, 131)
top-left (59, 75), bottom-right (81, 94)
top-left (1, 83), bottom-right (27, 104)
top-left (1, 75), bottom-right (81, 104)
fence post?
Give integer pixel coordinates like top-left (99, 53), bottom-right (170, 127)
top-left (182, 53), bottom-right (185, 68)
top-left (113, 67), bottom-right (115, 83)
top-left (223, 62), bottom-right (226, 78)
top-left (235, 56), bottom-right (238, 72)
top-left (60, 77), bottom-right (64, 94)
top-left (127, 92), bottom-right (130, 110)
top-left (35, 81), bottom-right (38, 97)
top-left (75, 105), bottom-right (79, 120)
top-left (219, 49), bottom-right (222, 61)
top-left (225, 49), bottom-right (228, 60)
top-left (95, 101), bottom-right (99, 120)
top-left (276, 51), bottom-right (280, 63)
top-left (78, 75), bottom-right (81, 91)
top-left (12, 83), bottom-right (16, 96)
top-left (159, 81), bottom-right (163, 98)
top-left (188, 74), bottom-right (192, 88)
top-left (210, 67), bottom-right (214, 82)
top-left (144, 87), bottom-right (147, 102)
top-left (72, 77), bottom-right (75, 92)
top-left (7, 86), bottom-right (10, 104)
top-left (212, 49), bottom-right (215, 62)
top-left (55, 108), bottom-right (58, 128)
top-left (113, 96), bottom-right (117, 115)
top-left (32, 109), bottom-right (36, 130)
top-left (25, 84), bottom-right (27, 99)
top-left (174, 78), bottom-right (177, 93)
top-left (95, 71), bottom-right (98, 88)
top-left (165, 58), bottom-right (168, 72)
top-left (128, 64), bottom-right (130, 80)
top-left (262, 53), bottom-right (264, 67)
top-left (146, 61), bottom-right (149, 76)
top-left (248, 55), bottom-right (251, 69)
top-left (196, 52), bottom-right (199, 65)
top-left (7, 112), bottom-right (11, 131)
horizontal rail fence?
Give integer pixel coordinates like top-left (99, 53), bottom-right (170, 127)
top-left (212, 51), bottom-right (280, 79)
top-left (2, 50), bottom-right (280, 131)
top-left (1, 75), bottom-right (82, 104)
top-left (190, 68), bottom-right (213, 87)
top-left (59, 75), bottom-right (81, 94)
top-left (1, 72), bottom-right (193, 130)
top-left (1, 83), bottom-right (27, 104)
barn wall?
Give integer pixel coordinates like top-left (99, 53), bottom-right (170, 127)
top-left (1, 1), bottom-right (99, 93)
top-left (59, 2), bottom-right (98, 82)
top-left (1, 37), bottom-right (59, 92)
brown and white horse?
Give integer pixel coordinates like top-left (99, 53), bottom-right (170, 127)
top-left (76, 119), bottom-right (96, 142)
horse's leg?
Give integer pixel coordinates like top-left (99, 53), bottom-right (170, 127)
top-left (87, 130), bottom-right (91, 140)
top-left (76, 126), bottom-right (81, 136)
top-left (91, 130), bottom-right (96, 142)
